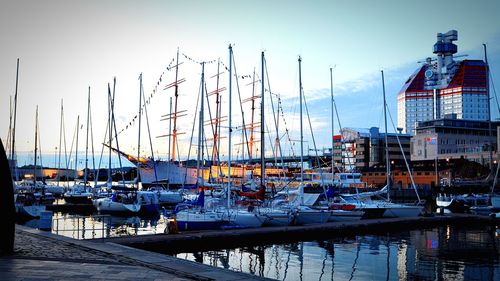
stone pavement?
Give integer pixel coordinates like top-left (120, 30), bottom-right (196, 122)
top-left (0, 225), bottom-right (268, 281)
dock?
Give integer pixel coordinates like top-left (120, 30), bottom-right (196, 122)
top-left (105, 214), bottom-right (499, 254)
top-left (2, 225), bottom-right (269, 280)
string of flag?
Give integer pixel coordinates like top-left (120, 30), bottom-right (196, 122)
top-left (181, 52), bottom-right (253, 80)
top-left (114, 57), bottom-right (175, 137)
top-left (181, 52), bottom-right (216, 65)
top-left (114, 50), bottom-right (259, 138)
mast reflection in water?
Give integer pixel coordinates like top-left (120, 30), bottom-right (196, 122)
top-left (174, 225), bottom-right (499, 281)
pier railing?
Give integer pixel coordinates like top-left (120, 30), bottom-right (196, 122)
top-left (52, 215), bottom-right (112, 240)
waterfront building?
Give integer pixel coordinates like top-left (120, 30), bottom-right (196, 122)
top-left (410, 117), bottom-right (499, 166)
top-left (397, 30), bottom-right (489, 135)
top-left (333, 127), bottom-right (411, 172)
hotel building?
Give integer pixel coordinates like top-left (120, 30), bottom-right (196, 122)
top-left (397, 30), bottom-right (489, 135)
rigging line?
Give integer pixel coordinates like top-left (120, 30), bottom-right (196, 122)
top-left (231, 51), bottom-right (252, 161)
top-left (184, 72), bottom-right (202, 185)
top-left (216, 95), bottom-right (223, 179)
top-left (37, 110), bottom-right (44, 178)
top-left (385, 98), bottom-right (421, 203)
top-left (303, 90), bottom-right (327, 189)
top-left (89, 92), bottom-right (96, 176)
top-left (277, 94), bottom-right (296, 158)
top-left (95, 100), bottom-right (110, 185)
top-left (331, 78), bottom-right (349, 172)
top-left (489, 70), bottom-right (500, 115)
top-left (264, 57), bottom-right (287, 178)
top-left (62, 103), bottom-right (69, 187)
top-left (265, 120), bottom-right (276, 160)
top-left (141, 75), bottom-right (159, 183)
top-left (67, 117), bottom-right (77, 172)
top-left (56, 100), bottom-right (63, 185)
top-left (6, 96), bottom-right (12, 159)
top-left (203, 79), bottom-right (216, 180)
top-left (109, 77), bottom-right (125, 184)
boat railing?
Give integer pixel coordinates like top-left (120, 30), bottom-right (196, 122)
top-left (52, 214), bottom-right (112, 240)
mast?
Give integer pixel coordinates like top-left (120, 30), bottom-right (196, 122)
top-left (110, 78), bottom-right (125, 184)
top-left (172, 48), bottom-right (180, 162)
top-left (299, 56), bottom-right (304, 204)
top-left (107, 84), bottom-right (112, 184)
top-left (11, 59), bottom-right (19, 162)
top-left (168, 97), bottom-right (172, 161)
top-left (212, 59), bottom-right (221, 166)
top-left (33, 106), bottom-right (38, 182)
top-left (84, 87), bottom-right (91, 188)
top-left (57, 100), bottom-right (63, 186)
top-left (484, 44), bottom-right (494, 178)
top-left (330, 68), bottom-right (335, 181)
top-left (228, 45), bottom-right (233, 208)
top-left (7, 96), bottom-right (12, 161)
top-left (74, 115), bottom-right (80, 183)
top-left (137, 73), bottom-right (143, 186)
top-left (381, 70), bottom-right (391, 201)
top-left (196, 63), bottom-right (205, 185)
top-left (250, 68), bottom-right (256, 165)
top-left (260, 52), bottom-right (265, 188)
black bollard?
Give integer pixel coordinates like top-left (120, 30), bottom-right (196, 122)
top-left (0, 140), bottom-right (15, 255)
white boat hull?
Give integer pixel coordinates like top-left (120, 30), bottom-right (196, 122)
top-left (228, 210), bottom-right (265, 228)
top-left (158, 191), bottom-right (184, 205)
top-left (328, 210), bottom-right (364, 222)
top-left (259, 208), bottom-right (294, 226)
top-left (139, 162), bottom-right (197, 185)
top-left (93, 198), bottom-right (140, 214)
top-left (175, 210), bottom-right (227, 231)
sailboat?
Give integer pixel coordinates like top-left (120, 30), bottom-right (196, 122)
top-left (174, 60), bottom-right (228, 231)
top-left (135, 73), bottom-right (162, 214)
top-left (291, 56), bottom-right (331, 225)
top-left (136, 48), bottom-right (198, 187)
top-left (378, 70), bottom-right (424, 218)
top-left (15, 106), bottom-right (50, 218)
top-left (64, 89), bottom-right (94, 205)
top-left (249, 51), bottom-right (295, 227)
top-left (222, 46), bottom-right (265, 229)
top-left (93, 80), bottom-right (141, 215)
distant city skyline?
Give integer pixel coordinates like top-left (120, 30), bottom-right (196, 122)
top-left (1, 0), bottom-right (499, 163)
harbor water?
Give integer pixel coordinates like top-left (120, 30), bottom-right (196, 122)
top-left (171, 225), bottom-right (500, 281)
top-left (20, 209), bottom-right (500, 280)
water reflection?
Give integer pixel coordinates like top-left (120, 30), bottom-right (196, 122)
top-left (174, 226), bottom-right (500, 281)
top-left (23, 212), bottom-right (167, 239)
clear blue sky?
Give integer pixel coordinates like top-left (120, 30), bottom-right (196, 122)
top-left (1, 0), bottom-right (499, 162)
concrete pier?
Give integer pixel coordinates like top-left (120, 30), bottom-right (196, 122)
top-left (105, 214), bottom-right (499, 254)
top-left (1, 225), bottom-right (269, 280)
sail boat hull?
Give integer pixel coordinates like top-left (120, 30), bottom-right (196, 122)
top-left (16, 204), bottom-right (45, 218)
top-left (294, 207), bottom-right (330, 225)
top-left (259, 208), bottom-right (294, 226)
top-left (228, 210), bottom-right (265, 228)
top-left (328, 210), bottom-right (364, 222)
top-left (382, 204), bottom-right (423, 218)
top-left (93, 198), bottom-right (140, 215)
top-left (491, 195), bottom-right (500, 209)
top-left (139, 162), bottom-right (197, 186)
top-left (175, 210), bottom-right (227, 231)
